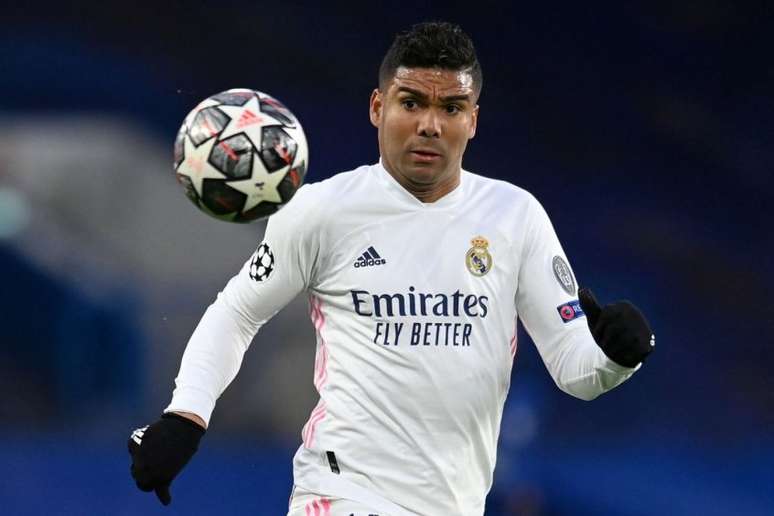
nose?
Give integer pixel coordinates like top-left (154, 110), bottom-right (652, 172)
top-left (417, 109), bottom-right (441, 138)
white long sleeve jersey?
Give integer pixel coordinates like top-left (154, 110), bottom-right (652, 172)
top-left (166, 162), bottom-right (637, 516)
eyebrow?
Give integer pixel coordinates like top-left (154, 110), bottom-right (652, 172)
top-left (396, 86), bottom-right (471, 103)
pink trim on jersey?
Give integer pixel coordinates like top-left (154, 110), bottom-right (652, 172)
top-left (303, 399), bottom-right (327, 447)
top-left (302, 295), bottom-right (330, 449)
top-left (510, 320), bottom-right (518, 359)
top-left (303, 401), bottom-right (320, 444)
top-left (304, 497), bottom-right (331, 516)
top-left (310, 295), bottom-right (329, 390)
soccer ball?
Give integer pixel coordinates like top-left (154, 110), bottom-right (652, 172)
top-left (173, 88), bottom-right (308, 222)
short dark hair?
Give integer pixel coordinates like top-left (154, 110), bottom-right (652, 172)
top-left (378, 22), bottom-right (483, 97)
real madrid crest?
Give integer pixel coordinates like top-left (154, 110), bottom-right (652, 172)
top-left (465, 236), bottom-right (492, 277)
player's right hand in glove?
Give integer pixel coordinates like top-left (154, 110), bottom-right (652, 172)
top-left (128, 412), bottom-right (205, 506)
top-left (578, 287), bottom-right (655, 368)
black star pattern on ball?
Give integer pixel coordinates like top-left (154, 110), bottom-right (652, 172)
top-left (249, 242), bottom-right (275, 282)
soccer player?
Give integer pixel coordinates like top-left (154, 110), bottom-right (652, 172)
top-left (129, 22), bottom-right (654, 516)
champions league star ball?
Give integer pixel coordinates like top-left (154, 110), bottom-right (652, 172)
top-left (174, 88), bottom-right (308, 222)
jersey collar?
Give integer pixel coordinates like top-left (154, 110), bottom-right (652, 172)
top-left (373, 159), bottom-right (465, 209)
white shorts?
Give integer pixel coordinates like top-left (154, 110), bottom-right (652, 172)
top-left (287, 485), bottom-right (391, 516)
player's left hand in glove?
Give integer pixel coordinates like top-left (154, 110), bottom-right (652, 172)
top-left (128, 412), bottom-right (205, 506)
top-left (578, 287), bottom-right (655, 368)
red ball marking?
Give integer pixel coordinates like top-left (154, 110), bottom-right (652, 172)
top-left (236, 109), bottom-right (262, 128)
top-left (275, 143), bottom-right (292, 164)
top-left (218, 141), bottom-right (238, 161)
top-left (188, 156), bottom-right (204, 174)
top-left (201, 117), bottom-right (218, 137)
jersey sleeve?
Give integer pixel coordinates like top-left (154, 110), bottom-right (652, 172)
top-left (165, 185), bottom-right (323, 425)
top-left (515, 195), bottom-right (638, 401)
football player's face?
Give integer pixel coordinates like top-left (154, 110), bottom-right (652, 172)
top-left (370, 67), bottom-right (478, 190)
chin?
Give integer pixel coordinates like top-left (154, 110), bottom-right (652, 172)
top-left (405, 168), bottom-right (441, 185)
top-left (402, 162), bottom-right (445, 184)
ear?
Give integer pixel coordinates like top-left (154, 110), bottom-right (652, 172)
top-left (369, 88), bottom-right (382, 128)
top-left (468, 105), bottom-right (479, 139)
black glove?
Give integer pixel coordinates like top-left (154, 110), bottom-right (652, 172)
top-left (578, 287), bottom-right (654, 368)
top-left (128, 412), bottom-right (205, 505)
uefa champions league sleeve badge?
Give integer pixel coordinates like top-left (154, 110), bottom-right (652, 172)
top-left (465, 236), bottom-right (492, 277)
top-left (249, 242), bottom-right (275, 282)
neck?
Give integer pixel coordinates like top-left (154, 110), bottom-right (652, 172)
top-left (382, 160), bottom-right (461, 203)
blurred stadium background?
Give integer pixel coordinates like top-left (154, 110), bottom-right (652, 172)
top-left (1, 2), bottom-right (772, 515)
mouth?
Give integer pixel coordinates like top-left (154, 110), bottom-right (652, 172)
top-left (409, 149), bottom-right (442, 162)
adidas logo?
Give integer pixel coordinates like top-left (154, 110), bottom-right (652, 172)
top-left (236, 109), bottom-right (263, 128)
top-left (354, 246), bottom-right (386, 268)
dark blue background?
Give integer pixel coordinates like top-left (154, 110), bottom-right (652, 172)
top-left (1, 2), bottom-right (771, 514)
